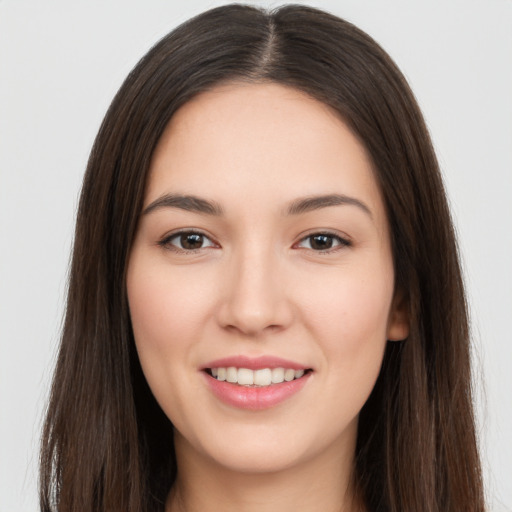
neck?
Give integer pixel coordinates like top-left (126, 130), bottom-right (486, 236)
top-left (166, 429), bottom-right (364, 512)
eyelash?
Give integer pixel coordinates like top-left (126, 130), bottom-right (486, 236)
top-left (158, 230), bottom-right (217, 253)
top-left (158, 230), bottom-right (351, 254)
top-left (294, 231), bottom-right (351, 253)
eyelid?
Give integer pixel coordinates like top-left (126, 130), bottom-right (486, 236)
top-left (158, 228), bottom-right (219, 253)
top-left (157, 228), bottom-right (350, 254)
top-left (294, 230), bottom-right (352, 252)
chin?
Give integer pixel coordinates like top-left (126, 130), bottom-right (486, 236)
top-left (175, 414), bottom-right (358, 477)
top-left (206, 442), bottom-right (307, 475)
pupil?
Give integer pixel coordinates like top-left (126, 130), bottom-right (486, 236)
top-left (311, 235), bottom-right (333, 250)
top-left (181, 233), bottom-right (203, 249)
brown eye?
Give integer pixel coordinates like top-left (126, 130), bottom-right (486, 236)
top-left (297, 233), bottom-right (350, 252)
top-left (161, 231), bottom-right (216, 251)
top-left (309, 234), bottom-right (334, 250)
top-left (180, 233), bottom-right (205, 250)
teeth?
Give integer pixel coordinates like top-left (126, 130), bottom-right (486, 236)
top-left (209, 367), bottom-right (308, 387)
top-left (271, 367), bottom-right (284, 383)
top-left (237, 368), bottom-right (254, 385)
top-left (284, 369), bottom-right (295, 382)
top-left (226, 366), bottom-right (237, 383)
top-left (254, 368), bottom-right (272, 386)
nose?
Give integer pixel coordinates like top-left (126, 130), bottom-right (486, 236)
top-left (216, 247), bottom-right (293, 336)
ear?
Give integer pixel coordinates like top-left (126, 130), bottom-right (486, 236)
top-left (386, 289), bottom-right (409, 341)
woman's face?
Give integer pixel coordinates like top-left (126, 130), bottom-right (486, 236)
top-left (127, 83), bottom-right (408, 475)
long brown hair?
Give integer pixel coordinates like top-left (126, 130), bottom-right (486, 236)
top-left (40, 4), bottom-right (485, 511)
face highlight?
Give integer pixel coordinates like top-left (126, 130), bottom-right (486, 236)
top-left (127, 83), bottom-right (408, 476)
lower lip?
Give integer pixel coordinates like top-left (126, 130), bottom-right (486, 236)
top-left (203, 372), bottom-right (311, 410)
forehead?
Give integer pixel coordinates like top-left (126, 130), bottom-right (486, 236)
top-left (146, 82), bottom-right (384, 221)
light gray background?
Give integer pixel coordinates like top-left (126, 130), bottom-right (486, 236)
top-left (1, 1), bottom-right (511, 510)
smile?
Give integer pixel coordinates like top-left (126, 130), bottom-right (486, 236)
top-left (208, 367), bottom-right (308, 387)
top-left (202, 357), bottom-right (313, 410)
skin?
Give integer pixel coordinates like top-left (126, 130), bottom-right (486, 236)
top-left (127, 83), bottom-right (409, 512)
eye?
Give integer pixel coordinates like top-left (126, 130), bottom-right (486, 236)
top-left (159, 231), bottom-right (217, 252)
top-left (296, 232), bottom-right (350, 252)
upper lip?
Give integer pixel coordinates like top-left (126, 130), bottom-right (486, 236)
top-left (202, 355), bottom-right (310, 371)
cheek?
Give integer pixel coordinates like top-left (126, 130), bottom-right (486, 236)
top-left (125, 251), bottom-right (215, 409)
top-left (319, 287), bottom-right (390, 382)
top-left (126, 254), bottom-right (219, 430)
top-left (127, 255), bottom-right (211, 352)
top-left (300, 265), bottom-right (394, 343)
top-left (296, 261), bottom-right (393, 401)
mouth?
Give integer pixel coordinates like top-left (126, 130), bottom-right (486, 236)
top-left (205, 367), bottom-right (312, 387)
top-left (201, 356), bottom-right (313, 409)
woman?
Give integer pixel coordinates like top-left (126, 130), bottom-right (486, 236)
top-left (39, 4), bottom-right (485, 511)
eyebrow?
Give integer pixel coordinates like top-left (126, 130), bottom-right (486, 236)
top-left (143, 194), bottom-right (224, 216)
top-left (142, 192), bottom-right (372, 218)
top-left (286, 194), bottom-right (372, 218)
